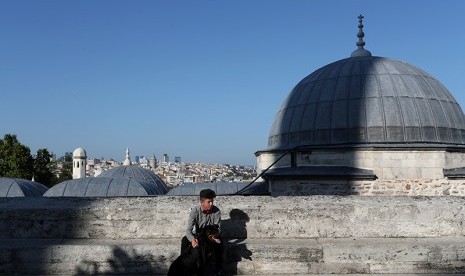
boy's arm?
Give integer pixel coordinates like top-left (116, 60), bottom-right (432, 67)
top-left (214, 209), bottom-right (221, 234)
top-left (185, 207), bottom-right (196, 242)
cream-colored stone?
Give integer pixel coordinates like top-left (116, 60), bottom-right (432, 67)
top-left (381, 158), bottom-right (398, 168)
top-left (382, 168), bottom-right (401, 179)
top-left (400, 167), bottom-right (421, 179)
top-left (421, 168), bottom-right (443, 179)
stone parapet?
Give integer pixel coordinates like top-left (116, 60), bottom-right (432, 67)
top-left (1, 196), bottom-right (465, 239)
top-left (1, 196), bottom-right (465, 274)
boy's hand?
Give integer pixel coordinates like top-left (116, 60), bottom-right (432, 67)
top-left (191, 238), bottom-right (199, 248)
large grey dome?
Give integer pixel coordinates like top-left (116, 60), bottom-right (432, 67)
top-left (0, 178), bottom-right (48, 197)
top-left (44, 166), bottom-right (168, 197)
top-left (43, 177), bottom-right (166, 197)
top-left (268, 56), bottom-right (465, 150)
top-left (98, 165), bottom-right (168, 194)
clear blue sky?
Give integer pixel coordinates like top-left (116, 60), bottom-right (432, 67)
top-left (1, 1), bottom-right (464, 165)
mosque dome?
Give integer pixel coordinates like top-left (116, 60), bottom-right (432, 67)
top-left (268, 17), bottom-right (465, 151)
top-left (0, 178), bottom-right (48, 197)
top-left (97, 165), bottom-right (168, 192)
top-left (43, 177), bottom-right (166, 197)
top-left (73, 148), bottom-right (87, 158)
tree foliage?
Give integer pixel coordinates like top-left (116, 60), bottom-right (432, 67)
top-left (0, 134), bottom-right (71, 187)
top-left (56, 152), bottom-right (73, 183)
top-left (0, 134), bottom-right (34, 179)
top-left (33, 148), bottom-right (56, 186)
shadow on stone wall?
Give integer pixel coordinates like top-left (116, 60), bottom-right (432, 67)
top-left (74, 246), bottom-right (163, 275)
top-left (221, 209), bottom-right (252, 275)
top-left (0, 198), bottom-right (94, 275)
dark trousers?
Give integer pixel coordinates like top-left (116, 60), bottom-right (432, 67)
top-left (180, 236), bottom-right (224, 269)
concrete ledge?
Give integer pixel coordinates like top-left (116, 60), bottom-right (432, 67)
top-left (2, 237), bottom-right (465, 275)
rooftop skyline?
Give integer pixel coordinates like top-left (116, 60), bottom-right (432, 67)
top-left (1, 1), bottom-right (464, 165)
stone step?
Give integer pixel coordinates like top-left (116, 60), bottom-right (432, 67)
top-left (2, 237), bottom-right (465, 275)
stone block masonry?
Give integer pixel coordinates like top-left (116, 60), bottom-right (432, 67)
top-left (1, 196), bottom-right (465, 274)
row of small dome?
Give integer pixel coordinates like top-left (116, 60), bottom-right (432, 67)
top-left (0, 165), bottom-right (267, 197)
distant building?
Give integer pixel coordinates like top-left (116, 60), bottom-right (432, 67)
top-left (139, 156), bottom-right (149, 168)
top-left (150, 154), bottom-right (157, 169)
top-left (162, 154), bottom-right (169, 163)
top-left (174, 156), bottom-right (181, 163)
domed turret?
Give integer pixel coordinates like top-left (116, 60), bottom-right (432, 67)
top-left (73, 148), bottom-right (87, 158)
top-left (72, 147), bottom-right (87, 179)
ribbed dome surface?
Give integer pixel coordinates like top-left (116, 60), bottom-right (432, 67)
top-left (45, 166), bottom-right (168, 197)
top-left (268, 56), bottom-right (465, 150)
top-left (98, 165), bottom-right (168, 194)
top-left (0, 178), bottom-right (48, 197)
top-left (43, 177), bottom-right (166, 197)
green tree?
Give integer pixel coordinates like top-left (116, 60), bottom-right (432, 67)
top-left (33, 148), bottom-right (57, 186)
top-left (56, 152), bottom-right (73, 183)
top-left (0, 134), bottom-right (34, 179)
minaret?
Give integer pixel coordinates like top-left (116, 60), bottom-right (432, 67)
top-left (123, 147), bottom-right (131, 166)
top-left (72, 147), bottom-right (87, 179)
top-left (350, 14), bottom-right (372, 57)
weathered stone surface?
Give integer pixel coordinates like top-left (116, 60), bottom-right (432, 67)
top-left (2, 196), bottom-right (465, 274)
top-left (2, 196), bottom-right (465, 239)
top-left (271, 178), bottom-right (465, 196)
top-left (259, 149), bottom-right (465, 196)
top-left (2, 237), bottom-right (465, 275)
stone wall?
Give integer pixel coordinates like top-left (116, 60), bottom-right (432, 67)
top-left (269, 179), bottom-right (465, 196)
top-left (258, 149), bottom-right (465, 196)
top-left (1, 196), bottom-right (465, 274)
top-left (258, 149), bottom-right (465, 179)
top-left (2, 196), bottom-right (465, 239)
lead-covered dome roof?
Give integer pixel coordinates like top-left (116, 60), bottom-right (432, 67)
top-left (0, 178), bottom-right (48, 197)
top-left (268, 16), bottom-right (465, 151)
top-left (43, 177), bottom-right (166, 197)
top-left (97, 165), bottom-right (168, 193)
top-left (45, 165), bottom-right (168, 197)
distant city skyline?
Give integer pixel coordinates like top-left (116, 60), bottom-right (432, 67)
top-left (1, 1), bottom-right (464, 165)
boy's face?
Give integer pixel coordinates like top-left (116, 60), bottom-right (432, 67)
top-left (200, 198), bottom-right (214, 211)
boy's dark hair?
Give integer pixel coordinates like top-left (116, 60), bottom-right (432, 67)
top-left (199, 189), bottom-right (216, 200)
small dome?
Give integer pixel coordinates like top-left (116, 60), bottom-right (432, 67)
top-left (43, 177), bottom-right (166, 197)
top-left (98, 165), bottom-right (168, 194)
top-left (73, 148), bottom-right (87, 158)
top-left (166, 182), bottom-right (269, 196)
top-left (268, 56), bottom-right (465, 150)
top-left (0, 178), bottom-right (48, 197)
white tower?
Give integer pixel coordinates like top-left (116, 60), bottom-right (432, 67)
top-left (72, 148), bottom-right (87, 179)
top-left (123, 147), bottom-right (131, 166)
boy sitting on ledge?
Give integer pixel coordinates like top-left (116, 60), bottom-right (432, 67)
top-left (181, 188), bottom-right (223, 274)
